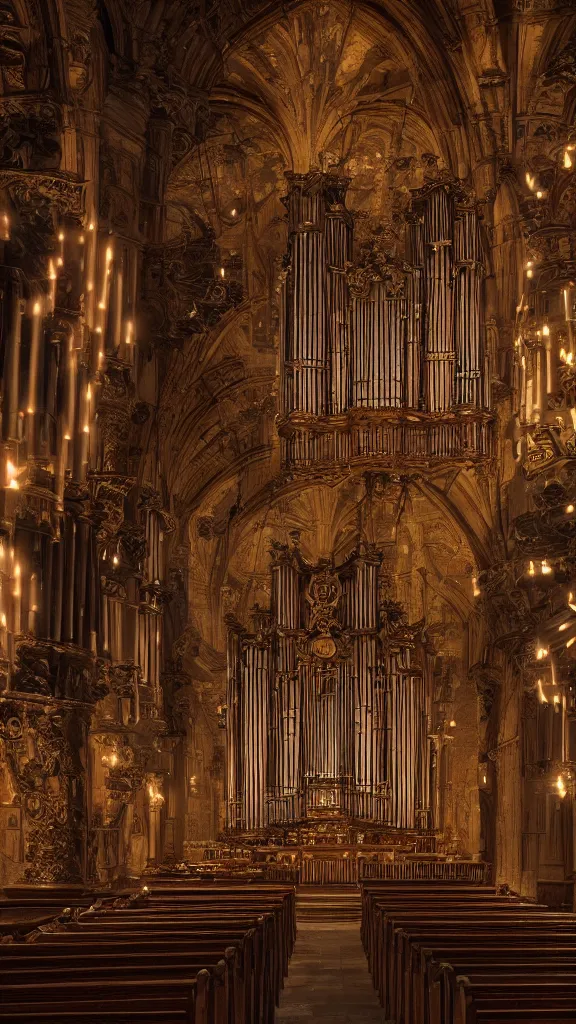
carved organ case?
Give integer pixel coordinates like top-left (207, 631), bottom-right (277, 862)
top-left (278, 173), bottom-right (491, 467)
top-left (226, 546), bottom-right (434, 832)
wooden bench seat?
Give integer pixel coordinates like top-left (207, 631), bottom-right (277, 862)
top-left (361, 878), bottom-right (576, 1024)
top-left (0, 881), bottom-right (296, 1024)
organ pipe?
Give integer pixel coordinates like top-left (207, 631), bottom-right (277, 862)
top-left (226, 545), bottom-right (433, 833)
top-left (278, 174), bottom-right (490, 468)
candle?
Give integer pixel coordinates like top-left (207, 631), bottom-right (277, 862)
top-left (3, 272), bottom-right (23, 441)
top-left (84, 220), bottom-right (97, 327)
top-left (124, 320), bottom-right (134, 363)
top-left (48, 259), bottom-right (57, 311)
top-left (26, 297), bottom-right (43, 454)
top-left (13, 562), bottom-right (21, 633)
top-left (112, 255), bottom-right (123, 354)
top-left (28, 573), bottom-right (38, 634)
top-left (0, 212), bottom-right (9, 241)
top-left (98, 243), bottom-right (113, 331)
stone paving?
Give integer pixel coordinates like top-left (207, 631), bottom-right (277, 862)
top-left (276, 921), bottom-right (386, 1023)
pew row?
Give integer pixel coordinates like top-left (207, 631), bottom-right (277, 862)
top-left (361, 879), bottom-right (576, 1024)
top-left (0, 881), bottom-right (296, 1024)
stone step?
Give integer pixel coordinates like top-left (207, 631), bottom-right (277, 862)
top-left (296, 886), bottom-right (362, 921)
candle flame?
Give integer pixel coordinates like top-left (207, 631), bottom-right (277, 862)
top-left (557, 775), bottom-right (567, 798)
top-left (33, 301), bottom-right (41, 316)
top-left (541, 559), bottom-right (552, 574)
top-left (537, 679), bottom-right (547, 703)
top-left (565, 151), bottom-right (573, 169)
top-left (58, 232), bottom-right (64, 242)
top-left (543, 324), bottom-right (550, 336)
top-left (566, 505), bottom-right (574, 513)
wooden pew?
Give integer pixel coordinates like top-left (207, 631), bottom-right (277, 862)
top-left (360, 879), bottom-right (576, 1024)
top-left (0, 881), bottom-right (296, 1024)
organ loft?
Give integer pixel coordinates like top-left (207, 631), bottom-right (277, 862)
top-left (4, 0), bottom-right (576, 1018)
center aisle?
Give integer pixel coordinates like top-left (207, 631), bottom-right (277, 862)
top-left (276, 888), bottom-right (385, 1023)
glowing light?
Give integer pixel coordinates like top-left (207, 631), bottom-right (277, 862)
top-left (528, 561), bottom-right (535, 576)
top-left (79, 235), bottom-right (85, 244)
top-left (482, 774), bottom-right (487, 785)
top-left (48, 260), bottom-right (57, 281)
top-left (449, 720), bottom-right (456, 728)
top-left (112, 555), bottom-right (119, 566)
top-left (559, 622), bottom-right (569, 631)
top-left (553, 693), bottom-right (561, 705)
top-left (566, 505), bottom-right (574, 513)
top-left (64, 434), bottom-right (71, 441)
top-left (543, 324), bottom-right (550, 336)
top-left (526, 172), bottom-right (535, 190)
top-left (220, 267), bottom-right (225, 278)
top-left (88, 222), bottom-right (95, 231)
top-left (105, 246), bottom-right (113, 263)
top-left (567, 637), bottom-right (576, 648)
top-left (56, 257), bottom-right (63, 267)
top-left (537, 679), bottom-right (548, 703)
top-left (541, 559), bottom-right (552, 574)
top-left (536, 190), bottom-right (544, 199)
top-left (125, 320), bottom-right (133, 345)
top-left (560, 348), bottom-right (567, 362)
top-left (83, 424), bottom-right (89, 433)
top-left (231, 208), bottom-right (237, 217)
top-left (565, 151), bottom-right (573, 169)
top-left (527, 269), bottom-right (533, 278)
top-left (557, 775), bottom-right (567, 798)
top-left (536, 647), bottom-right (549, 660)
top-left (58, 232), bottom-right (64, 242)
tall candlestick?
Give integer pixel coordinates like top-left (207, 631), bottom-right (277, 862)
top-left (48, 259), bottom-right (57, 311)
top-left (65, 336), bottom-right (76, 474)
top-left (85, 220), bottom-right (97, 327)
top-left (26, 297), bottom-right (43, 455)
top-left (3, 271), bottom-right (23, 441)
top-left (28, 573), bottom-right (38, 635)
top-left (13, 562), bottom-right (21, 633)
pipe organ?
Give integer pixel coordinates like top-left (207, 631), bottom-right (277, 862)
top-left (279, 173), bottom-right (492, 467)
top-left (226, 544), bottom-right (434, 833)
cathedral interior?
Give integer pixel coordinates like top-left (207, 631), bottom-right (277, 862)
top-left (3, 0), bottom-right (576, 1020)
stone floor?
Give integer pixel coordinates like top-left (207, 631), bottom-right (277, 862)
top-left (276, 922), bottom-right (386, 1022)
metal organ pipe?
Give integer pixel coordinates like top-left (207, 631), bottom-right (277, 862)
top-left (283, 173), bottom-right (329, 416)
top-left (325, 181), bottom-right (352, 414)
top-left (226, 547), bottom-right (433, 833)
top-left (454, 206), bottom-right (484, 408)
top-left (423, 187), bottom-right (455, 412)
